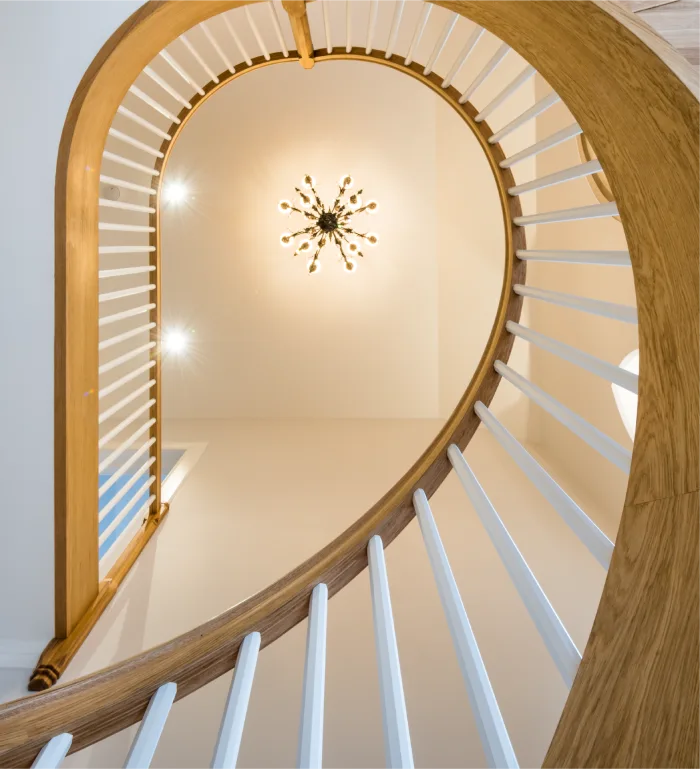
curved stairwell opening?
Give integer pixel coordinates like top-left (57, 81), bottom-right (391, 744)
top-left (0, 1), bottom-right (697, 768)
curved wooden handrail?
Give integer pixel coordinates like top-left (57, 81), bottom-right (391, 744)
top-left (3, 2), bottom-right (697, 767)
top-left (0, 27), bottom-right (524, 769)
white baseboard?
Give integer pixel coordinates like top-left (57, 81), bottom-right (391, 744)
top-left (0, 639), bottom-right (46, 668)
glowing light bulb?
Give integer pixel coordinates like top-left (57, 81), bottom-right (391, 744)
top-left (338, 174), bottom-right (354, 189)
top-left (365, 200), bottom-right (379, 214)
top-left (307, 258), bottom-right (321, 274)
top-left (278, 199), bottom-right (292, 213)
top-left (163, 329), bottom-right (188, 355)
top-left (348, 194), bottom-right (362, 210)
top-left (348, 241), bottom-right (360, 254)
top-left (301, 174), bottom-right (316, 190)
top-left (366, 232), bottom-right (379, 246)
top-left (164, 182), bottom-right (188, 204)
top-left (280, 232), bottom-right (294, 247)
top-left (345, 258), bottom-right (357, 273)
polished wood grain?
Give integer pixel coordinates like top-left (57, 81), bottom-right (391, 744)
top-left (0, 38), bottom-right (524, 766)
top-left (282, 1), bottom-right (315, 68)
top-left (54, 15), bottom-right (101, 641)
top-left (28, 504), bottom-right (171, 692)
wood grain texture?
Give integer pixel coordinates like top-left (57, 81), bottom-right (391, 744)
top-left (545, 492), bottom-right (699, 767)
top-left (0, 38), bottom-right (524, 767)
top-left (28, 504), bottom-right (171, 691)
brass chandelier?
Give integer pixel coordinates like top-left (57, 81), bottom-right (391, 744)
top-left (279, 174), bottom-right (379, 274)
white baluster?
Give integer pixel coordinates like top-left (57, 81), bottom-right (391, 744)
top-left (298, 584), bottom-right (329, 769)
top-left (160, 50), bottom-right (206, 96)
top-left (212, 632), bottom-right (262, 769)
top-left (98, 399), bottom-right (156, 448)
top-left (245, 7), bottom-right (271, 61)
top-left (513, 284), bottom-right (637, 324)
top-left (515, 249), bottom-right (631, 266)
top-left (117, 105), bottom-right (172, 140)
top-left (99, 198), bottom-right (156, 213)
top-left (441, 25), bottom-right (484, 88)
top-left (368, 535), bottom-right (413, 769)
top-left (99, 285), bottom-right (156, 303)
top-left (506, 321), bottom-right (638, 392)
top-left (99, 344), bottom-right (156, 376)
top-left (223, 16), bottom-right (252, 66)
top-left (99, 246), bottom-right (156, 255)
top-left (423, 13), bottom-right (458, 76)
top-left (143, 66), bottom-right (193, 108)
top-left (129, 85), bottom-right (181, 123)
top-left (201, 22), bottom-right (235, 74)
top-left (100, 175), bottom-right (156, 195)
top-left (474, 402), bottom-right (614, 568)
top-left (495, 361), bottom-right (632, 472)
top-left (102, 151), bottom-right (160, 176)
top-left (124, 682), bottom-right (177, 769)
top-left (269, 2), bottom-right (290, 57)
top-left (99, 438), bottom-right (156, 497)
top-left (458, 43), bottom-right (509, 104)
top-left (99, 419), bottom-right (156, 473)
top-left (508, 160), bottom-right (602, 196)
top-left (99, 381), bottom-right (157, 425)
top-left (365, 0), bottom-right (379, 54)
top-left (181, 33), bottom-right (220, 83)
top-left (447, 447), bottom-right (581, 686)
top-left (107, 128), bottom-right (164, 158)
top-left (99, 303), bottom-right (156, 326)
top-left (322, 0), bottom-right (332, 53)
top-left (98, 223), bottom-right (155, 234)
top-left (100, 488), bottom-right (155, 547)
top-left (99, 267), bottom-right (156, 280)
top-left (404, 4), bottom-right (431, 66)
top-left (476, 65), bottom-right (536, 122)
top-left (99, 361), bottom-right (156, 399)
top-left (31, 734), bottom-right (72, 769)
top-left (500, 123), bottom-right (581, 168)
top-left (514, 202), bottom-right (618, 226)
top-left (488, 92), bottom-right (560, 144)
top-left (385, 0), bottom-right (405, 60)
top-left (345, 0), bottom-right (352, 52)
top-left (412, 490), bottom-right (518, 769)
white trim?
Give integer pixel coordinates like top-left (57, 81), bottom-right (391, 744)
top-left (161, 441), bottom-right (208, 504)
top-left (97, 442), bottom-right (208, 579)
top-left (0, 638), bottom-right (47, 668)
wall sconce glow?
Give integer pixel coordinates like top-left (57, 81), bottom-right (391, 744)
top-left (163, 329), bottom-right (189, 356)
top-left (279, 174), bottom-right (379, 274)
top-left (163, 182), bottom-right (189, 204)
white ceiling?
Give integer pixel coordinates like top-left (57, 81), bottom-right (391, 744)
top-left (160, 58), bottom-right (505, 420)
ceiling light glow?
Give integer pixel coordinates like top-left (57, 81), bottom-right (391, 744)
top-left (164, 182), bottom-right (188, 204)
top-left (163, 329), bottom-right (189, 355)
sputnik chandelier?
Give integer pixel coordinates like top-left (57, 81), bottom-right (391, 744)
top-left (279, 174), bottom-right (379, 274)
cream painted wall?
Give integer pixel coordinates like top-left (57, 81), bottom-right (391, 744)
top-left (0, 0), bottom-right (141, 664)
top-left (64, 418), bottom-right (611, 769)
top-left (161, 61), bottom-right (442, 420)
top-left (526, 76), bottom-right (638, 525)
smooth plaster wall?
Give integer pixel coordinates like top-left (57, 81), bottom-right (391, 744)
top-left (0, 0), bottom-right (141, 665)
top-left (63, 418), bottom-right (612, 769)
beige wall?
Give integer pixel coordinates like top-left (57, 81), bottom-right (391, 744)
top-left (64, 418), bottom-right (611, 769)
top-left (525, 76), bottom-right (638, 526)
